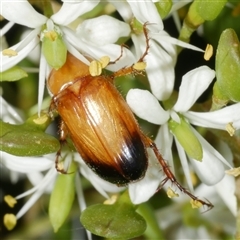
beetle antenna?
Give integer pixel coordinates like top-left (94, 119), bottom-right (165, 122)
top-left (145, 137), bottom-right (213, 210)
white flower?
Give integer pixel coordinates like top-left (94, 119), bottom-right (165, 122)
top-left (111, 0), bottom-right (205, 100)
top-left (156, 180), bottom-right (236, 239)
top-left (0, 1), bottom-right (94, 112)
top-left (126, 65), bottom-right (240, 204)
top-left (72, 15), bottom-right (135, 72)
top-left (1, 1), bottom-right (135, 112)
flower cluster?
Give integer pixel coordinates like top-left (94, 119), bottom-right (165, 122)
top-left (1, 0), bottom-right (240, 239)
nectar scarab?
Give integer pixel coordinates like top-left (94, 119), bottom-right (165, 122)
top-left (48, 24), bottom-right (213, 210)
top-left (48, 55), bottom-right (148, 184)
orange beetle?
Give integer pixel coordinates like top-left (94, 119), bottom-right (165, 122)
top-left (48, 53), bottom-right (148, 184)
top-left (48, 30), bottom-right (213, 209)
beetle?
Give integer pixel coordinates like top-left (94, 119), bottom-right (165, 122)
top-left (48, 52), bottom-right (148, 184)
top-left (47, 27), bottom-right (213, 209)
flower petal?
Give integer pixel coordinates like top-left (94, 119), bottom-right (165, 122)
top-left (150, 31), bottom-right (178, 63)
top-left (2, 153), bottom-right (54, 173)
top-left (1, 21), bottom-right (15, 37)
top-left (52, 0), bottom-right (100, 26)
top-left (1, 28), bottom-right (40, 71)
top-left (77, 156), bottom-right (123, 198)
top-left (62, 27), bottom-right (90, 65)
top-left (189, 130), bottom-right (226, 185)
top-left (127, 1), bottom-right (163, 31)
top-left (16, 168), bottom-right (56, 219)
top-left (63, 27), bottom-right (135, 70)
top-left (156, 35), bottom-right (204, 53)
top-left (129, 150), bottom-right (162, 204)
top-left (38, 54), bottom-right (48, 114)
top-left (155, 124), bottom-right (174, 174)
top-left (1, 0), bottom-right (47, 28)
top-left (110, 1), bottom-right (132, 22)
top-left (74, 174), bottom-right (93, 240)
top-left (173, 66), bottom-right (215, 112)
top-left (126, 89), bottom-right (169, 125)
top-left (185, 103), bottom-right (240, 130)
top-left (27, 172), bottom-right (54, 193)
top-left (77, 16), bottom-right (130, 46)
top-left (0, 96), bottom-right (23, 123)
top-left (132, 32), bottom-right (176, 100)
top-left (175, 138), bottom-right (194, 193)
top-left (215, 174), bottom-right (237, 216)
top-left (170, 0), bottom-right (193, 13)
top-left (146, 41), bottom-right (176, 100)
top-left (85, 44), bottom-right (135, 71)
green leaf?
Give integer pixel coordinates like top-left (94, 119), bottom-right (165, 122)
top-left (0, 66), bottom-right (28, 81)
top-left (215, 28), bottom-right (240, 103)
top-left (0, 113), bottom-right (59, 156)
top-left (80, 191), bottom-right (146, 239)
top-left (49, 163), bottom-right (77, 233)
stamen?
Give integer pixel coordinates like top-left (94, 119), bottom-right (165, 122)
top-left (167, 187), bottom-right (179, 198)
top-left (226, 122), bottom-right (235, 136)
top-left (2, 49), bottom-right (18, 57)
top-left (190, 199), bottom-right (203, 209)
top-left (225, 167), bottom-right (240, 177)
top-left (104, 195), bottom-right (118, 205)
top-left (4, 195), bottom-right (17, 208)
top-left (204, 44), bottom-right (213, 61)
top-left (4, 214), bottom-right (17, 230)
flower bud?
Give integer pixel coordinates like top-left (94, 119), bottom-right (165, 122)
top-left (213, 28), bottom-right (240, 107)
top-left (196, 0), bottom-right (227, 21)
top-left (154, 0), bottom-right (172, 19)
top-left (179, 0), bottom-right (226, 43)
top-left (49, 162), bottom-right (77, 232)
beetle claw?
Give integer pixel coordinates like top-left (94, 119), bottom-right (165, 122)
top-left (145, 136), bottom-right (214, 211)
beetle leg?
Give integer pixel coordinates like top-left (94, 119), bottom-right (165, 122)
top-left (144, 136), bottom-right (213, 210)
top-left (48, 98), bottom-right (57, 119)
top-left (137, 22), bottom-right (150, 63)
top-left (48, 98), bottom-right (67, 173)
top-left (112, 22), bottom-right (150, 79)
top-left (108, 44), bottom-right (125, 65)
top-left (55, 119), bottom-right (69, 174)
